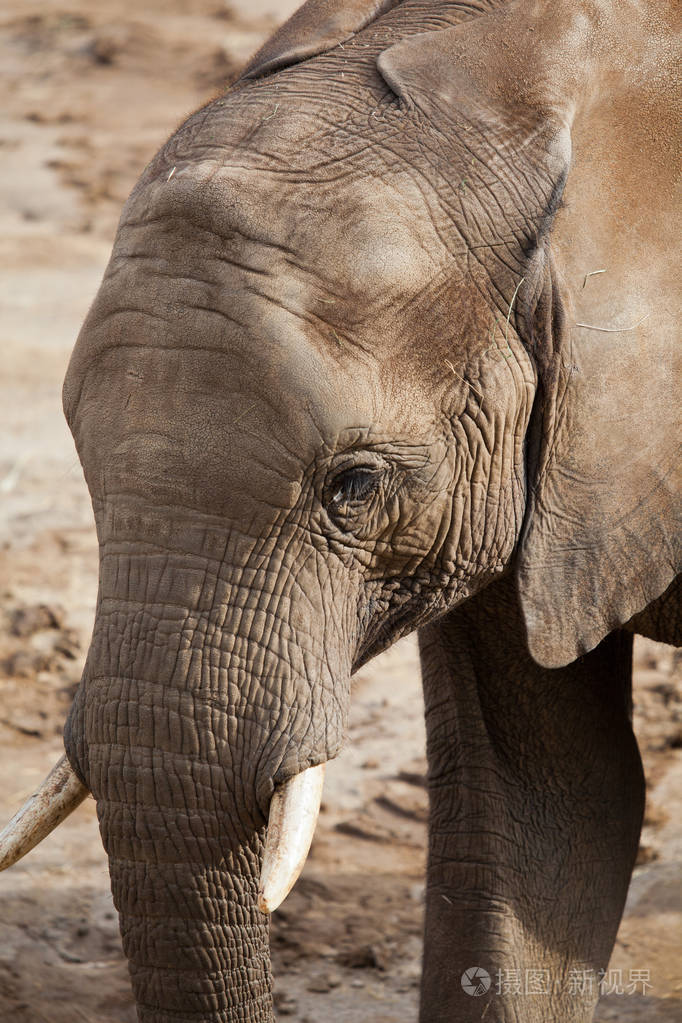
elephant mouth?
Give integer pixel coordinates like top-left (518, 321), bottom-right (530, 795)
top-left (0, 754), bottom-right (326, 915)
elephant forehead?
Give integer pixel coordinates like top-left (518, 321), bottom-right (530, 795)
top-left (75, 337), bottom-right (329, 461)
top-left (122, 158), bottom-right (454, 307)
top-left (70, 320), bottom-right (437, 522)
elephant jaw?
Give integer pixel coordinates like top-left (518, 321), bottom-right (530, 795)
top-left (0, 754), bottom-right (325, 915)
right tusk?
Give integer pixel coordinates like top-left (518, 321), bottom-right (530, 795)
top-left (0, 754), bottom-right (89, 871)
top-left (258, 762), bottom-right (326, 914)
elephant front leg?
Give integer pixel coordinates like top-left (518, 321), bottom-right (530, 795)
top-left (418, 576), bottom-right (644, 1023)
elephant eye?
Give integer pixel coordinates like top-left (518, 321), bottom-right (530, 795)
top-left (327, 465), bottom-right (384, 516)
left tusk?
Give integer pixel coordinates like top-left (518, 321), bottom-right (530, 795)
top-left (258, 762), bottom-right (326, 914)
top-left (0, 754), bottom-right (89, 871)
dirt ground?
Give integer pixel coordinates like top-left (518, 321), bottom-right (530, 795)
top-left (0, 2), bottom-right (680, 1021)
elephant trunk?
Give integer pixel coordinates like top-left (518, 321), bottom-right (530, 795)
top-left (72, 675), bottom-right (274, 1022)
top-left (63, 538), bottom-right (347, 1022)
top-left (98, 778), bottom-right (271, 1022)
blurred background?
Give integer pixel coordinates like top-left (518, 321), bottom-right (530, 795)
top-left (0, 2), bottom-right (680, 1020)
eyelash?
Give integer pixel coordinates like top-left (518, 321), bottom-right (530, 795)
top-left (330, 467), bottom-right (383, 506)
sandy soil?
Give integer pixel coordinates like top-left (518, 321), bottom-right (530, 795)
top-left (0, 3), bottom-right (680, 1021)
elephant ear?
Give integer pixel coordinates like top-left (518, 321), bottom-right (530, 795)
top-left (242, 0), bottom-right (401, 79)
top-left (378, 7), bottom-right (681, 667)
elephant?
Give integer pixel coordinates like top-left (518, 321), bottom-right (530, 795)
top-left (1, 0), bottom-right (679, 1021)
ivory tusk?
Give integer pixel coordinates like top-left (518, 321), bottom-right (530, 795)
top-left (258, 762), bottom-right (326, 914)
top-left (0, 754), bottom-right (89, 871)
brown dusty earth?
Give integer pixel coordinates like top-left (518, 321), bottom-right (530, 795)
top-left (0, 2), bottom-right (680, 1021)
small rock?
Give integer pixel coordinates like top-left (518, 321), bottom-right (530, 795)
top-left (334, 816), bottom-right (397, 844)
top-left (316, 944), bottom-right (337, 959)
top-left (307, 972), bottom-right (342, 991)
top-left (10, 603), bottom-right (63, 637)
top-left (1, 650), bottom-right (49, 679)
top-left (210, 3), bottom-right (237, 21)
top-left (78, 30), bottom-right (125, 66)
top-left (644, 803), bottom-right (669, 828)
top-left (306, 977), bottom-right (332, 993)
top-left (635, 843), bottom-right (660, 866)
top-left (1, 714), bottom-right (44, 738)
top-left (273, 991), bottom-right (297, 1015)
top-left (664, 729), bottom-right (682, 749)
top-left (374, 792), bottom-right (428, 823)
top-left (337, 944), bottom-right (387, 971)
top-left (395, 769), bottom-right (428, 789)
top-left (53, 628), bottom-right (81, 659)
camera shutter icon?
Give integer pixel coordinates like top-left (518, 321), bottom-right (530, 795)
top-left (461, 967), bottom-right (492, 997)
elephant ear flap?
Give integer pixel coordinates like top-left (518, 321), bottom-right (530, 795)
top-left (377, 14), bottom-right (680, 667)
top-left (242, 0), bottom-right (400, 80)
top-left (515, 276), bottom-right (681, 668)
top-left (376, 13), bottom-right (573, 170)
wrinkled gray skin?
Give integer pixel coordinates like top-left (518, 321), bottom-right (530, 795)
top-left (61, 1), bottom-right (680, 1021)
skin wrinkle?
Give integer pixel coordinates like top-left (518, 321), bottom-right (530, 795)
top-left (89, 617), bottom-right (328, 728)
top-left (108, 433), bottom-right (308, 505)
top-left (91, 531), bottom-right (350, 771)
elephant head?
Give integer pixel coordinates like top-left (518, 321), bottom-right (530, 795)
top-left (1, 2), bottom-right (678, 1021)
